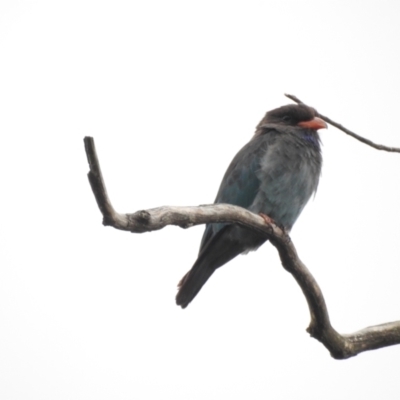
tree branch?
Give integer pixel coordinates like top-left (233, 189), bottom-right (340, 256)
top-left (285, 93), bottom-right (400, 153)
top-left (84, 136), bottom-right (400, 359)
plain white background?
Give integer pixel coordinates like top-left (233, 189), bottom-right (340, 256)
top-left (1, 1), bottom-right (400, 399)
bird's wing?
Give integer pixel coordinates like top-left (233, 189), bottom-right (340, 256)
top-left (199, 134), bottom-right (271, 252)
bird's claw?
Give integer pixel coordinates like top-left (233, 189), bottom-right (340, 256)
top-left (259, 213), bottom-right (276, 225)
top-left (260, 213), bottom-right (290, 235)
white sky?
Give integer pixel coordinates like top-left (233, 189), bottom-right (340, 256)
top-left (1, 0), bottom-right (400, 399)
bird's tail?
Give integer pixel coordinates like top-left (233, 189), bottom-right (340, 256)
top-left (176, 226), bottom-right (244, 308)
top-left (176, 259), bottom-right (216, 309)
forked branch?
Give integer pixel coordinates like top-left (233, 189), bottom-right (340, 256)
top-left (84, 136), bottom-right (400, 359)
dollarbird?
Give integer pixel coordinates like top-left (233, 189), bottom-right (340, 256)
top-left (176, 104), bottom-right (327, 308)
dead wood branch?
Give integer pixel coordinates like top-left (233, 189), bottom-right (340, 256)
top-left (84, 136), bottom-right (400, 359)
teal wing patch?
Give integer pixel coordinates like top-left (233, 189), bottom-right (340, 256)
top-left (199, 136), bottom-right (269, 252)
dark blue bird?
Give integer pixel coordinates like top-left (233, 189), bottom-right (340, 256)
top-left (176, 104), bottom-right (327, 308)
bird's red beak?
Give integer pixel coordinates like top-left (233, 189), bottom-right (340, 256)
top-left (298, 117), bottom-right (328, 130)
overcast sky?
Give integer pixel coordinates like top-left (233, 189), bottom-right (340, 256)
top-left (1, 1), bottom-right (400, 399)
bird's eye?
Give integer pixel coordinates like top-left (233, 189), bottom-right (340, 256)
top-left (282, 116), bottom-right (291, 123)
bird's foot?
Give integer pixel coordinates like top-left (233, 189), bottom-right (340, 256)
top-left (259, 213), bottom-right (290, 235)
top-left (259, 213), bottom-right (276, 225)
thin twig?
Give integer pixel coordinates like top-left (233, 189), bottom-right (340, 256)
top-left (285, 93), bottom-right (400, 153)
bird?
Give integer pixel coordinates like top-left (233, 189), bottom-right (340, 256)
top-left (176, 103), bottom-right (327, 308)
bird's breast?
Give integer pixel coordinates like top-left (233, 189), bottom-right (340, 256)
top-left (251, 135), bottom-right (322, 230)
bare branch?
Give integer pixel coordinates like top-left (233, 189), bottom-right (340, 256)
top-left (84, 136), bottom-right (400, 359)
top-left (285, 93), bottom-right (400, 153)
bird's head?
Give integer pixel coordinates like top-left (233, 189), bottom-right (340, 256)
top-left (255, 104), bottom-right (328, 136)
